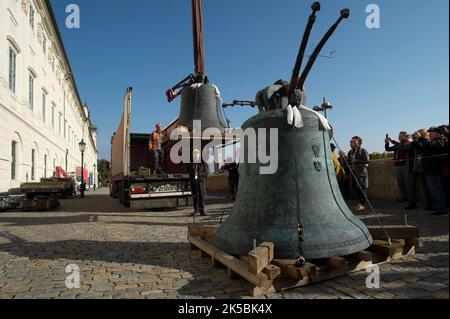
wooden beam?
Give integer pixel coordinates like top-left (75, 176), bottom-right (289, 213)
top-left (240, 256), bottom-right (280, 280)
top-left (406, 238), bottom-right (423, 248)
top-left (249, 283), bottom-right (276, 297)
top-left (248, 242), bottom-right (274, 275)
top-left (187, 225), bottom-right (219, 239)
top-left (239, 256), bottom-right (249, 263)
top-left (327, 256), bottom-right (348, 269)
top-left (211, 253), bottom-right (225, 268)
top-left (352, 250), bottom-right (373, 262)
top-left (188, 236), bottom-right (269, 287)
top-left (262, 264), bottom-right (281, 280)
top-left (272, 259), bottom-right (317, 280)
top-left (369, 239), bottom-right (405, 258)
top-left (368, 225), bottom-right (419, 240)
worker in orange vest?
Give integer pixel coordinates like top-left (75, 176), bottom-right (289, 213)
top-left (149, 123), bottom-right (165, 174)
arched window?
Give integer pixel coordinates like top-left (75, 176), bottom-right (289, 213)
top-left (11, 132), bottom-right (23, 181)
top-left (29, 4), bottom-right (35, 30)
top-left (31, 142), bottom-right (40, 181)
top-left (28, 68), bottom-right (37, 111)
top-left (42, 89), bottom-right (47, 123)
top-left (6, 36), bottom-right (20, 94)
top-left (43, 35), bottom-right (47, 54)
top-left (11, 141), bottom-right (17, 180)
top-left (44, 154), bottom-right (48, 178)
top-left (8, 48), bottom-right (17, 93)
top-left (31, 149), bottom-right (36, 180)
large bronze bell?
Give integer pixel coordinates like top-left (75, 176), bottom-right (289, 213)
top-left (178, 84), bottom-right (229, 133)
top-left (213, 3), bottom-right (371, 260)
top-left (213, 93), bottom-right (373, 259)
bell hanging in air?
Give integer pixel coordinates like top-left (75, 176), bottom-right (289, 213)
top-left (178, 84), bottom-right (229, 133)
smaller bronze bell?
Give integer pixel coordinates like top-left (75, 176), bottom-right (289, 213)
top-left (178, 84), bottom-right (229, 133)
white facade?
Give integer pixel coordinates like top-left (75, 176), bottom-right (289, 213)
top-left (0, 0), bottom-right (98, 192)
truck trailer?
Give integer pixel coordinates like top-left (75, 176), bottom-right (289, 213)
top-left (110, 87), bottom-right (192, 209)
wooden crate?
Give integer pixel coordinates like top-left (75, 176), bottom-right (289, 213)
top-left (21, 197), bottom-right (60, 212)
top-left (187, 224), bottom-right (419, 296)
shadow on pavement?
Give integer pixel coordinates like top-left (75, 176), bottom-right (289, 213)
top-left (0, 238), bottom-right (249, 298)
top-left (0, 215), bottom-right (98, 227)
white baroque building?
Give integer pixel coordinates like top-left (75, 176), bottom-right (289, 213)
top-left (0, 0), bottom-right (98, 192)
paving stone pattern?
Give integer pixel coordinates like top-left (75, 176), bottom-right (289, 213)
top-left (0, 189), bottom-right (448, 299)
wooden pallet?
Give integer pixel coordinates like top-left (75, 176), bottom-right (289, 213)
top-left (21, 197), bottom-right (60, 212)
top-left (187, 224), bottom-right (421, 296)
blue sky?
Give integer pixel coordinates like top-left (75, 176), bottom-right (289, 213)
top-left (50, 0), bottom-right (449, 160)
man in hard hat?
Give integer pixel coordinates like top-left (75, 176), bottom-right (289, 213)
top-left (150, 123), bottom-right (165, 174)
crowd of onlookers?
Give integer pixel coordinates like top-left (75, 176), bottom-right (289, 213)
top-left (331, 125), bottom-right (449, 217)
top-left (384, 125), bottom-right (449, 216)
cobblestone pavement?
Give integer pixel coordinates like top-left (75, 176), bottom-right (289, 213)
top-left (0, 188), bottom-right (448, 299)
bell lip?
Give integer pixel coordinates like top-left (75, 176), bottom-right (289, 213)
top-left (214, 229), bottom-right (373, 260)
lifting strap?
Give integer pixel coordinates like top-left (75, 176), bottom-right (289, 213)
top-left (192, 0), bottom-right (204, 77)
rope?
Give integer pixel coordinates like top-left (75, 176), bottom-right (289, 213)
top-left (323, 134), bottom-right (373, 246)
top-left (332, 137), bottom-right (393, 246)
top-left (361, 153), bottom-right (448, 164)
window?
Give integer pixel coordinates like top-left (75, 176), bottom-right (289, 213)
top-left (43, 36), bottom-right (46, 54)
top-left (51, 105), bottom-right (55, 128)
top-left (42, 91), bottom-right (46, 122)
top-left (65, 150), bottom-right (68, 171)
top-left (11, 141), bottom-right (17, 180)
top-left (29, 73), bottom-right (34, 110)
top-left (58, 114), bottom-right (61, 134)
top-left (29, 5), bottom-right (35, 30)
top-left (8, 48), bottom-right (16, 93)
top-left (44, 155), bottom-right (47, 178)
top-left (31, 149), bottom-right (36, 180)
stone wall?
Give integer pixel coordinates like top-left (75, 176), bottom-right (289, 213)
top-left (207, 162), bottom-right (425, 202)
top-left (367, 161), bottom-right (400, 200)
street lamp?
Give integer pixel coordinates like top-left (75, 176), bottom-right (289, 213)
top-left (79, 139), bottom-right (86, 198)
top-left (93, 163), bottom-right (96, 191)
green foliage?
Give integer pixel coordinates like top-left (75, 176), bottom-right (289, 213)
top-left (369, 152), bottom-right (394, 160)
top-left (97, 159), bottom-right (110, 185)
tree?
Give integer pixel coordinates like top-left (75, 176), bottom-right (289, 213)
top-left (97, 159), bottom-right (110, 186)
top-left (369, 152), bottom-right (394, 160)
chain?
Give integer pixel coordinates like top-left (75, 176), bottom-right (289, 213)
top-left (332, 137), bottom-right (393, 246)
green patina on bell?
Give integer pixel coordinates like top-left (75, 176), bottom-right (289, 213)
top-left (214, 3), bottom-right (372, 260)
top-left (213, 83), bottom-right (373, 259)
